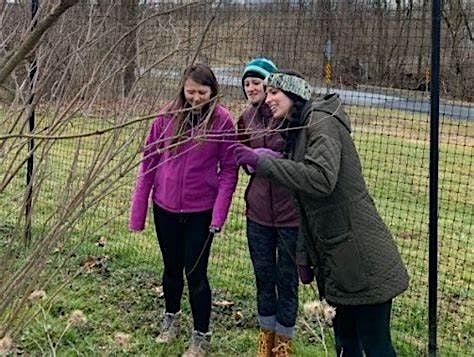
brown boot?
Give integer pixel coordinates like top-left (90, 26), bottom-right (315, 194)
top-left (272, 334), bottom-right (292, 357)
top-left (257, 328), bottom-right (275, 357)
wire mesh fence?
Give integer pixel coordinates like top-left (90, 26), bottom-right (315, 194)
top-left (0, 0), bottom-right (472, 355)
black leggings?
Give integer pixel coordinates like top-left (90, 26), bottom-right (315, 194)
top-left (332, 300), bottom-right (396, 357)
top-left (153, 204), bottom-right (213, 333)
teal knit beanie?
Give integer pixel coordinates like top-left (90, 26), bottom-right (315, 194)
top-left (242, 58), bottom-right (277, 81)
top-left (242, 58), bottom-right (277, 98)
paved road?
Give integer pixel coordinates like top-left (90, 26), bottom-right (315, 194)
top-left (145, 66), bottom-right (473, 121)
top-left (318, 87), bottom-right (472, 121)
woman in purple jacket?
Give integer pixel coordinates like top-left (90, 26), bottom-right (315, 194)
top-left (237, 58), bottom-right (299, 356)
top-left (129, 63), bottom-right (238, 357)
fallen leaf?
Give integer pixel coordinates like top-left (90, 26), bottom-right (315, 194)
top-left (0, 334), bottom-right (13, 354)
top-left (95, 236), bottom-right (107, 247)
top-left (234, 311), bottom-right (244, 323)
top-left (114, 332), bottom-right (131, 347)
top-left (214, 300), bottom-right (235, 308)
top-left (27, 290), bottom-right (47, 303)
top-left (153, 286), bottom-right (164, 298)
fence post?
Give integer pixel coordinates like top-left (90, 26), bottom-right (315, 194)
top-left (323, 38), bottom-right (332, 94)
top-left (25, 0), bottom-right (38, 245)
top-left (429, 0), bottom-right (441, 355)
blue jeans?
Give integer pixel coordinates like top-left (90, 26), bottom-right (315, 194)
top-left (332, 300), bottom-right (397, 357)
top-left (247, 219), bottom-right (298, 337)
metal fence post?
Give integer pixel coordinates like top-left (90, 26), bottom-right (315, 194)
top-left (25, 0), bottom-right (39, 245)
top-left (429, 0), bottom-right (441, 355)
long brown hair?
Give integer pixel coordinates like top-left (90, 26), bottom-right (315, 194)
top-left (169, 63), bottom-right (220, 147)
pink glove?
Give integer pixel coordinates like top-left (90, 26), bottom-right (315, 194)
top-left (246, 148), bottom-right (282, 174)
top-left (229, 143), bottom-right (259, 169)
top-left (297, 265), bottom-right (314, 284)
top-left (254, 147), bottom-right (283, 158)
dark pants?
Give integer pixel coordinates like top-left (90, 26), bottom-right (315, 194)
top-left (153, 204), bottom-right (213, 333)
top-left (332, 300), bottom-right (396, 357)
top-left (247, 219), bottom-right (299, 331)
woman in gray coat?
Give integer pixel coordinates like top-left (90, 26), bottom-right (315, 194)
top-left (230, 71), bottom-right (409, 357)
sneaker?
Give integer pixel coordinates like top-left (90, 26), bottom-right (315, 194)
top-left (182, 330), bottom-right (211, 357)
top-left (155, 311), bottom-right (180, 344)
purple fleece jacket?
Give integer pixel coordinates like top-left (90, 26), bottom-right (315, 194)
top-left (129, 104), bottom-right (238, 231)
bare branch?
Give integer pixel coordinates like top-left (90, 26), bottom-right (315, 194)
top-left (0, 0), bottom-right (80, 86)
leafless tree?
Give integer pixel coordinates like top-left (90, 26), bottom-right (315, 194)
top-left (441, 0), bottom-right (473, 98)
top-left (0, 0), bottom-right (472, 351)
top-left (0, 0), bottom-right (220, 346)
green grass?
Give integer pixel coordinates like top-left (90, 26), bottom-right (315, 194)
top-left (1, 104), bottom-right (472, 355)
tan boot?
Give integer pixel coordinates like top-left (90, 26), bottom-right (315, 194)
top-left (257, 328), bottom-right (275, 357)
top-left (272, 334), bottom-right (292, 357)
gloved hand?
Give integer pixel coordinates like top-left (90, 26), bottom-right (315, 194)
top-left (297, 265), bottom-right (314, 284)
top-left (254, 147), bottom-right (283, 158)
top-left (229, 143), bottom-right (259, 169)
top-left (245, 164), bottom-right (257, 174)
top-left (245, 148), bottom-right (282, 174)
top-left (209, 226), bottom-right (221, 234)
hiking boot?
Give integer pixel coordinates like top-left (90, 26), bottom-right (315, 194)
top-left (182, 330), bottom-right (211, 357)
top-left (257, 328), bottom-right (275, 357)
top-left (155, 311), bottom-right (181, 344)
top-left (272, 334), bottom-right (292, 357)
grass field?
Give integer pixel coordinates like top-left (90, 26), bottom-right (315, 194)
top-left (0, 103), bottom-right (472, 356)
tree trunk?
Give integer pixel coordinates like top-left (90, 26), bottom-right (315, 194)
top-left (119, 0), bottom-right (138, 97)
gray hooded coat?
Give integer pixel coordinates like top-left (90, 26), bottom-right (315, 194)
top-left (255, 94), bottom-right (409, 305)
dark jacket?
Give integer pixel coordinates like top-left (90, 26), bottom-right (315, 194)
top-left (237, 103), bottom-right (299, 227)
top-left (255, 94), bottom-right (409, 305)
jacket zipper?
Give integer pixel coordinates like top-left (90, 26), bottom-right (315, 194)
top-left (177, 141), bottom-right (189, 212)
top-left (263, 125), bottom-right (276, 226)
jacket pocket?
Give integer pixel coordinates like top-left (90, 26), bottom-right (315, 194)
top-left (308, 203), bottom-right (351, 238)
top-left (323, 233), bottom-right (369, 293)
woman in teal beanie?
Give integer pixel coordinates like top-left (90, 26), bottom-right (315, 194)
top-left (237, 58), bottom-right (300, 356)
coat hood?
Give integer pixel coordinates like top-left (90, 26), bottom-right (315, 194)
top-left (302, 93), bottom-right (352, 133)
